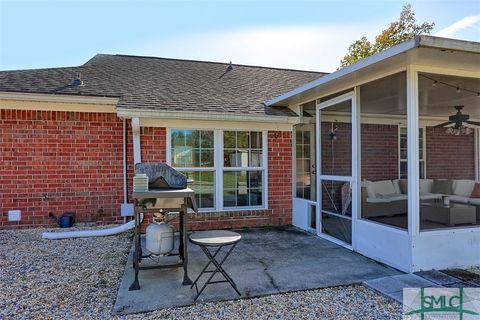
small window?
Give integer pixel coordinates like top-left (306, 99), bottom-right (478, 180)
top-left (294, 124), bottom-right (315, 200)
top-left (399, 127), bottom-right (425, 179)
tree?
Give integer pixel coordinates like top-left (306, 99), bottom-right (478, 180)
top-left (339, 4), bottom-right (434, 68)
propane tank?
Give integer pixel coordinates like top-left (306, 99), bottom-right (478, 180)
top-left (146, 211), bottom-right (174, 255)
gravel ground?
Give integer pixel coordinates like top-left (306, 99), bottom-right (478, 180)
top-left (0, 227), bottom-right (402, 320)
top-left (120, 285), bottom-right (402, 320)
top-left (0, 227), bottom-right (132, 319)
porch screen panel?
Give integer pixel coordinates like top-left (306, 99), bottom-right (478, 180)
top-left (359, 71), bottom-right (408, 229)
top-left (319, 98), bottom-right (353, 244)
top-left (418, 72), bottom-right (480, 230)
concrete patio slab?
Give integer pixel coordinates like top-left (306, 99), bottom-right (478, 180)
top-left (114, 227), bottom-right (401, 315)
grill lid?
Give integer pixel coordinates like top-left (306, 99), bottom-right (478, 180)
top-left (134, 163), bottom-right (187, 189)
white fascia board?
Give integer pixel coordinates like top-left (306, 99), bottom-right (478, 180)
top-left (418, 35), bottom-right (480, 54)
top-left (265, 39), bottom-right (418, 107)
top-left (0, 91), bottom-right (120, 105)
top-left (117, 108), bottom-right (298, 124)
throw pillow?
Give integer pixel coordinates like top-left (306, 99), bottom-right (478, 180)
top-left (470, 183), bottom-right (480, 198)
top-left (399, 179), bottom-right (408, 194)
top-left (362, 180), bottom-right (376, 198)
top-left (432, 179), bottom-right (454, 195)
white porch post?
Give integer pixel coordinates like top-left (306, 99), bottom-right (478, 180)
top-left (406, 66), bottom-right (420, 249)
top-left (475, 128), bottom-right (480, 181)
top-left (315, 102), bottom-right (322, 236)
top-left (132, 117), bottom-right (141, 165)
top-left (351, 87), bottom-right (360, 251)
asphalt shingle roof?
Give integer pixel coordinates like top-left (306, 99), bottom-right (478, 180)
top-left (0, 54), bottom-right (326, 116)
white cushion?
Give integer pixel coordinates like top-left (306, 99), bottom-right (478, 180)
top-left (420, 193), bottom-right (442, 200)
top-left (371, 180), bottom-right (396, 196)
top-left (420, 179), bottom-right (433, 193)
top-left (392, 179), bottom-right (402, 194)
top-left (449, 195), bottom-right (470, 204)
top-left (366, 197), bottom-right (392, 203)
top-left (453, 180), bottom-right (475, 197)
top-left (362, 180), bottom-right (376, 198)
top-left (381, 193), bottom-right (407, 201)
top-left (469, 198), bottom-right (480, 206)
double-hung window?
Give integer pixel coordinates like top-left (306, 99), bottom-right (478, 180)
top-left (223, 131), bottom-right (264, 208)
top-left (169, 129), bottom-right (265, 210)
top-left (170, 129), bottom-right (215, 209)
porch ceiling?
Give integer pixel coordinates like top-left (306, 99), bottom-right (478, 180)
top-left (418, 73), bottom-right (480, 119)
top-left (304, 72), bottom-right (480, 121)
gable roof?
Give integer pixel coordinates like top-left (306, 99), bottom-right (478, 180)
top-left (0, 54), bottom-right (325, 117)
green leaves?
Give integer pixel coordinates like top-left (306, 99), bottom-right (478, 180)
top-left (339, 4), bottom-right (434, 68)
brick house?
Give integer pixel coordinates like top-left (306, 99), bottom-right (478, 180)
top-left (0, 54), bottom-right (323, 230)
top-left (1, 35), bottom-right (479, 272)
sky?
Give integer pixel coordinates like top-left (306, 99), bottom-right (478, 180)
top-left (0, 0), bottom-right (479, 72)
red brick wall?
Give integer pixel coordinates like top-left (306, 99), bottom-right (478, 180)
top-left (140, 127), bottom-right (167, 162)
top-left (320, 122), bottom-right (399, 182)
top-left (426, 127), bottom-right (475, 180)
top-left (321, 121), bottom-right (352, 176)
top-left (1, 114), bottom-right (293, 230)
top-left (0, 110), bottom-right (126, 228)
top-left (361, 123), bottom-right (399, 181)
top-left (318, 122), bottom-right (398, 212)
top-left (9, 110), bottom-right (474, 230)
top-left (267, 131), bottom-right (292, 226)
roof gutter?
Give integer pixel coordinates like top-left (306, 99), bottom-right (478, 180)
top-left (0, 91), bottom-right (120, 105)
top-left (116, 108), bottom-right (298, 124)
top-left (265, 35), bottom-right (480, 107)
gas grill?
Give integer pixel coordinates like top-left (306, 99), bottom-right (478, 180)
top-left (129, 163), bottom-right (198, 291)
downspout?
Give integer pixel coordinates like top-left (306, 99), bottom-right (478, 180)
top-left (123, 118), bottom-right (128, 223)
top-left (42, 214), bottom-right (143, 239)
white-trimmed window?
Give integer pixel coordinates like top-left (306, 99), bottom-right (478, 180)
top-left (170, 129), bottom-right (215, 209)
top-left (399, 127), bottom-right (425, 179)
top-left (223, 131), bottom-right (264, 208)
top-left (169, 129), bottom-right (266, 210)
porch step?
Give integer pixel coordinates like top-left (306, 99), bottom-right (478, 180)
top-left (364, 274), bottom-right (439, 303)
top-left (363, 270), bottom-right (479, 303)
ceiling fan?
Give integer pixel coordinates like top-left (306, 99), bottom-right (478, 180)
top-left (434, 105), bottom-right (480, 129)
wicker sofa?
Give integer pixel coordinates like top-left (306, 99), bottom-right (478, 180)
top-left (361, 179), bottom-right (480, 219)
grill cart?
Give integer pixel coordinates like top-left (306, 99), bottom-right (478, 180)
top-left (129, 163), bottom-right (198, 291)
